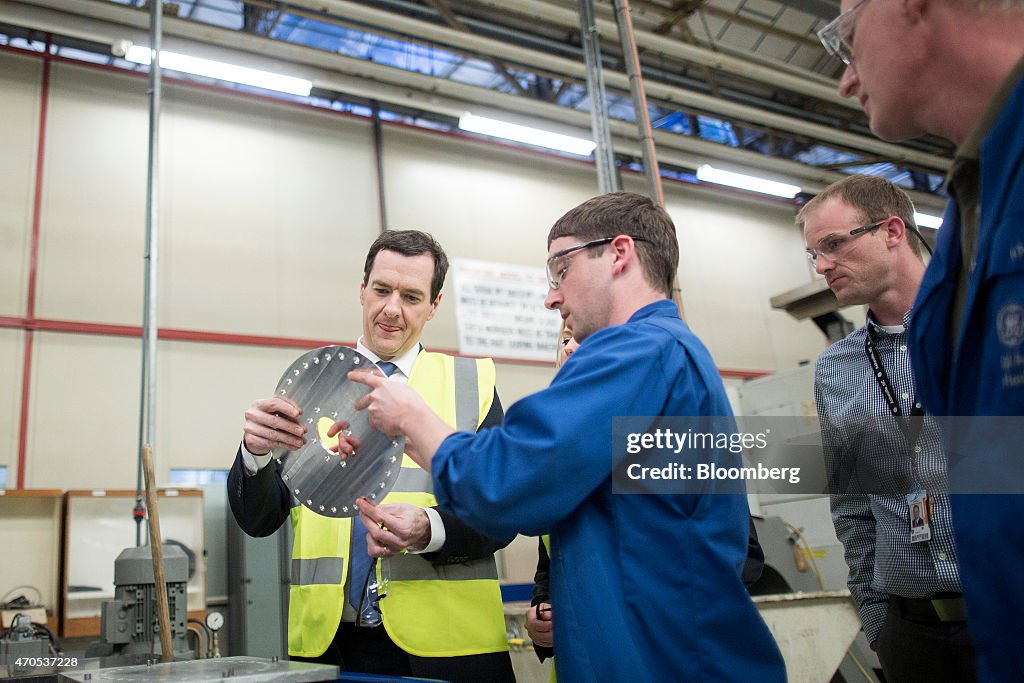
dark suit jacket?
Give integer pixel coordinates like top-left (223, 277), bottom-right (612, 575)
top-left (530, 539), bottom-right (555, 662)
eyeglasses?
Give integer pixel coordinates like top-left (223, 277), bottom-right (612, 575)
top-left (545, 236), bottom-right (649, 290)
top-left (806, 219), bottom-right (886, 267)
top-left (817, 0), bottom-right (873, 65)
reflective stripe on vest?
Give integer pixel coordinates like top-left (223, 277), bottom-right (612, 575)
top-left (453, 356), bottom-right (479, 431)
top-left (287, 351), bottom-right (506, 658)
top-left (292, 557), bottom-right (345, 586)
top-left (390, 467), bottom-right (433, 495)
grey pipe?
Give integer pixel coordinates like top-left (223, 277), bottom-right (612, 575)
top-left (614, 0), bottom-right (662, 206)
top-left (579, 0), bottom-right (618, 194)
top-left (135, 0), bottom-right (162, 546)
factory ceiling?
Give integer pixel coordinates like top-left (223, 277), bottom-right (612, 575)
top-left (0, 0), bottom-right (954, 210)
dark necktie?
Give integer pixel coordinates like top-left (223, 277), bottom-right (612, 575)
top-left (348, 360), bottom-right (399, 625)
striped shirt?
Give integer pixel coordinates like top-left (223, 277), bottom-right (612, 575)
top-left (814, 310), bottom-right (961, 645)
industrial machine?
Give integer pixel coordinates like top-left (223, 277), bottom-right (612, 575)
top-left (739, 365), bottom-right (884, 683)
top-left (0, 613), bottom-right (55, 660)
top-left (86, 545), bottom-right (191, 659)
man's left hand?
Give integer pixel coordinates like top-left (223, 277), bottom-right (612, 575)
top-left (356, 497), bottom-right (431, 557)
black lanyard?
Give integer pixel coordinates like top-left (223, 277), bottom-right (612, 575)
top-left (865, 330), bottom-right (924, 448)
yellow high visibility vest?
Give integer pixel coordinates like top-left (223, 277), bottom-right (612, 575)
top-left (287, 351), bottom-right (508, 658)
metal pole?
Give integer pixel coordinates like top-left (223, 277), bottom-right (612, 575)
top-left (578, 0), bottom-right (618, 194)
top-left (612, 0), bottom-right (686, 315)
top-left (371, 99), bottom-right (388, 233)
top-left (612, 0), bottom-right (662, 207)
top-left (136, 0), bottom-right (163, 546)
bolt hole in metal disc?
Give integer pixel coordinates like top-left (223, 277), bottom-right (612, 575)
top-left (272, 346), bottom-right (405, 518)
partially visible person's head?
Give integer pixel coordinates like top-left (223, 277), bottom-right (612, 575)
top-left (798, 175), bottom-right (922, 256)
top-left (360, 230), bottom-right (447, 360)
top-left (827, 0), bottom-right (1024, 144)
top-left (797, 175), bottom-right (922, 307)
top-left (830, 0), bottom-right (931, 141)
top-left (556, 320), bottom-right (579, 367)
top-left (543, 192), bottom-right (679, 342)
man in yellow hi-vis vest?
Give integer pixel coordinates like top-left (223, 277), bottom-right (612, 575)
top-left (227, 230), bottom-right (514, 682)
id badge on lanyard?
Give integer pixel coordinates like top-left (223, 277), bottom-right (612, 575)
top-left (866, 332), bottom-right (930, 543)
top-left (906, 483), bottom-right (932, 543)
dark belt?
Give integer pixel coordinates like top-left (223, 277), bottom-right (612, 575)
top-left (890, 594), bottom-right (966, 622)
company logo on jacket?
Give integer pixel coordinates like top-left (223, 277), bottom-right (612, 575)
top-left (997, 304), bottom-right (1024, 347)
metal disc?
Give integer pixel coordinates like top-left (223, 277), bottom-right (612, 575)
top-left (272, 346), bottom-right (405, 518)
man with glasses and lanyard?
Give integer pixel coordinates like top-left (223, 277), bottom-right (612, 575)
top-left (347, 192), bottom-right (786, 682)
top-left (817, 1), bottom-right (1024, 679)
top-left (800, 175), bottom-right (974, 681)
top-left (227, 230), bottom-right (514, 681)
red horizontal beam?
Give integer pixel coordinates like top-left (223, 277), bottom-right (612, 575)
top-left (0, 315), bottom-right (771, 377)
top-left (0, 315), bottom-right (344, 349)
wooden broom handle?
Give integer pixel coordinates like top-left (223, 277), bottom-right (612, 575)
top-left (142, 445), bottom-right (174, 662)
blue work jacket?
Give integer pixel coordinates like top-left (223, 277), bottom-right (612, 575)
top-left (908, 69), bottom-right (1024, 682)
top-left (432, 300), bottom-right (786, 682)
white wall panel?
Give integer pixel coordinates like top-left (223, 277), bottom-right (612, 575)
top-left (37, 63), bottom-right (378, 340)
top-left (0, 52), bottom-right (40, 317)
top-left (157, 341), bottom-right (309, 480)
top-left (26, 332), bottom-right (141, 489)
top-left (158, 88), bottom-right (378, 338)
top-left (35, 64), bottom-right (149, 324)
top-left (25, 332), bottom-right (308, 487)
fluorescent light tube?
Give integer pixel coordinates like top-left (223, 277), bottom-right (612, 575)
top-left (124, 45), bottom-right (312, 96)
top-left (914, 212), bottom-right (943, 229)
top-left (696, 165), bottom-right (801, 199)
top-left (459, 113), bottom-right (596, 156)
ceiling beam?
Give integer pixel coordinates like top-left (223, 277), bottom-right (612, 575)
top-left (774, 0), bottom-right (840, 20)
top-left (469, 0), bottom-right (856, 107)
top-left (243, 0), bottom-right (950, 171)
top-left (423, 0), bottom-right (530, 96)
top-left (0, 0), bottom-right (951, 194)
top-left (638, 0), bottom-right (823, 49)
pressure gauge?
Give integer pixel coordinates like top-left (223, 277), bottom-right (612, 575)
top-left (205, 611), bottom-right (224, 631)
